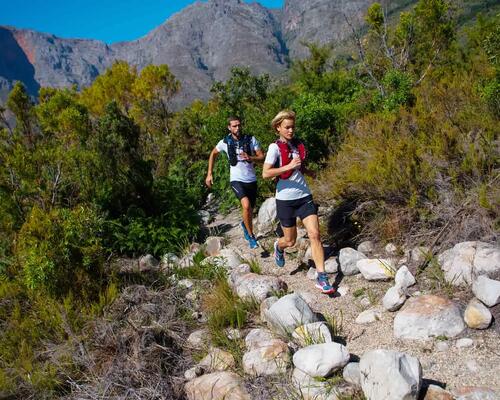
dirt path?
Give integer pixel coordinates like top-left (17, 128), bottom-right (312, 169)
top-left (207, 208), bottom-right (500, 393)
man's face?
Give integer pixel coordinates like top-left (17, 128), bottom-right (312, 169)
top-left (228, 120), bottom-right (241, 136)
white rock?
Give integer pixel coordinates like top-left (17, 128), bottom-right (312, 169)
top-left (266, 293), bottom-right (318, 335)
top-left (456, 338), bottom-right (474, 348)
top-left (184, 365), bottom-right (204, 381)
top-left (383, 286), bottom-right (407, 311)
top-left (394, 295), bottom-right (465, 340)
top-left (185, 371), bottom-right (251, 400)
top-left (292, 322), bottom-right (333, 346)
top-left (306, 267), bottom-right (317, 280)
top-left (291, 367), bottom-right (330, 400)
top-left (203, 248), bottom-right (242, 270)
top-left (385, 243), bottom-right (398, 256)
top-left (324, 257), bottom-right (339, 274)
top-left (161, 253), bottom-right (179, 269)
top-left (234, 273), bottom-right (285, 303)
top-left (465, 359), bottom-right (480, 373)
top-left (410, 246), bottom-right (430, 264)
top-left (242, 339), bottom-right (290, 376)
top-left (293, 342), bottom-right (350, 377)
top-left (256, 197), bottom-right (277, 236)
top-left (178, 279), bottom-right (194, 289)
top-left (434, 341), bottom-right (449, 352)
top-left (438, 241), bottom-right (500, 286)
top-left (359, 349), bottom-right (422, 400)
top-left (225, 328), bottom-right (241, 340)
top-left (472, 275), bottom-right (500, 307)
top-left (339, 248), bottom-right (367, 275)
top-left (138, 254), bottom-right (159, 272)
top-left (245, 328), bottom-right (275, 350)
top-left (204, 236), bottom-right (225, 256)
top-left (357, 241), bottom-right (375, 254)
top-left (355, 308), bottom-right (382, 324)
top-left (337, 285), bottom-right (349, 297)
top-left (198, 348), bottom-right (235, 372)
top-left (357, 258), bottom-right (395, 280)
top-left (464, 298), bottom-right (492, 329)
top-left (187, 329), bottom-right (210, 349)
top-left (343, 362), bottom-right (361, 387)
top-left (395, 265), bottom-right (416, 289)
top-left (227, 264), bottom-right (252, 288)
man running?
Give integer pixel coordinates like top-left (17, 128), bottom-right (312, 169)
top-left (205, 116), bottom-right (264, 248)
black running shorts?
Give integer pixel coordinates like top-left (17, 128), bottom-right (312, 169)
top-left (230, 181), bottom-right (257, 208)
top-left (276, 195), bottom-right (318, 227)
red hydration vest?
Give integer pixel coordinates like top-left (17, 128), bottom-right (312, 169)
top-left (275, 139), bottom-right (306, 180)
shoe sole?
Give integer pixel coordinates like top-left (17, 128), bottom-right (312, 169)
top-left (315, 283), bottom-right (336, 294)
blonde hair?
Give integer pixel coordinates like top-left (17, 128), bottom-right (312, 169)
top-left (271, 110), bottom-right (296, 131)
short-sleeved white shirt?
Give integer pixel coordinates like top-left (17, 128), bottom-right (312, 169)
top-left (216, 135), bottom-right (260, 183)
top-left (264, 142), bottom-right (311, 201)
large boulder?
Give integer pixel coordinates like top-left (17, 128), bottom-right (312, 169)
top-left (202, 248), bottom-right (242, 270)
top-left (339, 248), bottom-right (366, 275)
top-left (185, 371), bottom-right (251, 400)
top-left (234, 273), bottom-right (285, 303)
top-left (265, 293), bottom-right (318, 335)
top-left (357, 258), bottom-right (395, 280)
top-left (472, 275), bottom-right (500, 307)
top-left (242, 338), bottom-right (290, 376)
top-left (359, 349), bottom-right (422, 400)
top-left (292, 342), bottom-right (350, 378)
top-left (394, 295), bottom-right (465, 340)
top-left (256, 197), bottom-right (277, 236)
top-left (437, 241), bottom-right (500, 286)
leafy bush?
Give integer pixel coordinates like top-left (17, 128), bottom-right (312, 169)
top-left (17, 206), bottom-right (106, 297)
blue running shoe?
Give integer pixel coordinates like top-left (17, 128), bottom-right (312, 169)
top-left (241, 221), bottom-right (251, 241)
top-left (315, 272), bottom-right (335, 294)
top-left (274, 240), bottom-right (285, 268)
top-left (248, 235), bottom-right (259, 249)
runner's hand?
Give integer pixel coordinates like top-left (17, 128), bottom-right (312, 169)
top-left (205, 175), bottom-right (213, 188)
top-left (288, 157), bottom-right (301, 170)
top-left (239, 151), bottom-right (250, 161)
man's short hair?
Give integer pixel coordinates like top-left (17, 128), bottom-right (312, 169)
top-left (227, 116), bottom-right (241, 125)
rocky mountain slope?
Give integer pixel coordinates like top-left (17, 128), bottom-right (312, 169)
top-left (0, 0), bottom-right (377, 106)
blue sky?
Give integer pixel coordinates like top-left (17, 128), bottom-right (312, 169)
top-left (0, 0), bottom-right (284, 43)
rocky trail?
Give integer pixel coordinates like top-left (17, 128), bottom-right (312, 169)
top-left (185, 202), bottom-right (500, 399)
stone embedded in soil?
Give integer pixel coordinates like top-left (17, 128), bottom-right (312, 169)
top-left (198, 348), bottom-right (235, 372)
top-left (204, 236), bottom-right (225, 256)
top-left (233, 273), bottom-right (285, 303)
top-left (245, 328), bottom-right (275, 350)
top-left (357, 258), bottom-right (395, 280)
top-left (456, 338), bottom-right (474, 348)
top-left (292, 342), bottom-right (350, 378)
top-left (422, 384), bottom-right (453, 400)
top-left (357, 241), bottom-right (375, 255)
top-left (464, 298), bottom-right (492, 329)
top-left (355, 308), bottom-right (382, 324)
top-left (185, 371), bottom-right (251, 400)
top-left (359, 349), bottom-right (422, 400)
top-left (187, 329), bottom-right (210, 349)
top-left (394, 295), bottom-right (465, 340)
top-left (452, 386), bottom-right (499, 400)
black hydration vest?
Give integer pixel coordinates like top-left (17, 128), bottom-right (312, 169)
top-left (223, 134), bottom-right (254, 166)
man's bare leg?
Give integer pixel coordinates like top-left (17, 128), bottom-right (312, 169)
top-left (302, 214), bottom-right (325, 273)
top-left (240, 197), bottom-right (254, 237)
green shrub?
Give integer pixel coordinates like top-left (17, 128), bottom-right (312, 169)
top-left (16, 205), bottom-right (106, 298)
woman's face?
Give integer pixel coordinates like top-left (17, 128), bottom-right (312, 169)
top-left (276, 118), bottom-right (295, 141)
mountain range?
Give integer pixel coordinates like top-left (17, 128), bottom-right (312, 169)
top-left (0, 0), bottom-right (495, 107)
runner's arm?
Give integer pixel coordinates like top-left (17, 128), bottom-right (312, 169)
top-left (262, 157), bottom-right (301, 179)
top-left (205, 147), bottom-right (220, 188)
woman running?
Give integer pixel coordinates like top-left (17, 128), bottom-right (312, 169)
top-left (262, 110), bottom-right (335, 294)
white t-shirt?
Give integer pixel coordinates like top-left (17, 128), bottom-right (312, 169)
top-left (216, 135), bottom-right (260, 183)
top-left (264, 142), bottom-right (311, 201)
